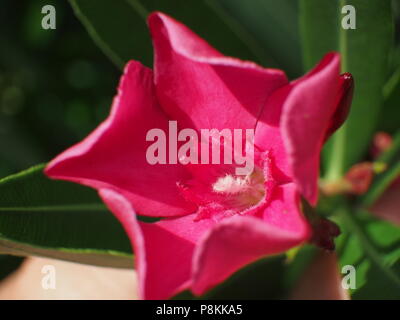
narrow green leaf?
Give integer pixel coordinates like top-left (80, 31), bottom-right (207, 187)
top-left (136, 0), bottom-right (265, 65)
top-left (361, 161), bottom-right (400, 208)
top-left (336, 208), bottom-right (400, 299)
top-left (213, 0), bottom-right (303, 77)
top-left (379, 66), bottom-right (400, 133)
top-left (70, 0), bottom-right (303, 76)
top-left (360, 130), bottom-right (400, 207)
top-left (299, 0), bottom-right (338, 70)
top-left (282, 245), bottom-right (317, 292)
top-left (0, 164), bottom-right (133, 268)
top-left (300, 0), bottom-right (394, 180)
top-left (70, 0), bottom-right (262, 69)
top-left (69, 0), bottom-right (152, 69)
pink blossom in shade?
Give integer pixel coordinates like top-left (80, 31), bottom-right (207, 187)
top-left (45, 12), bottom-right (352, 299)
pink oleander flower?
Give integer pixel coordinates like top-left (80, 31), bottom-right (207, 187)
top-left (45, 12), bottom-right (353, 299)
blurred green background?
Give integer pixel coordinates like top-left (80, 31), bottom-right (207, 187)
top-left (0, 0), bottom-right (120, 178)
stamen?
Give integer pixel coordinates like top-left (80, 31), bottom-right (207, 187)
top-left (211, 167), bottom-right (266, 210)
top-left (212, 174), bottom-right (250, 194)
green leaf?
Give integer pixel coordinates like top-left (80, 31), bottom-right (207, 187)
top-left (300, 0), bottom-right (338, 70)
top-left (300, 0), bottom-right (394, 179)
top-left (282, 245), bottom-right (317, 292)
top-left (69, 0), bottom-right (152, 69)
top-left (0, 164), bottom-right (133, 268)
top-left (379, 66), bottom-right (400, 133)
top-left (70, 0), bottom-right (302, 76)
top-left (335, 208), bottom-right (400, 299)
top-left (210, 0), bottom-right (303, 77)
top-left (135, 0), bottom-right (265, 65)
top-left (70, 0), bottom-right (261, 69)
top-left (360, 131), bottom-right (400, 207)
top-left (361, 162), bottom-right (400, 208)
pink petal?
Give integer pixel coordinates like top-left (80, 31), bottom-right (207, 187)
top-left (191, 183), bottom-right (310, 295)
top-left (262, 183), bottom-right (311, 237)
top-left (148, 12), bottom-right (288, 131)
top-left (99, 188), bottom-right (214, 300)
top-left (281, 53), bottom-right (341, 205)
top-left (46, 61), bottom-right (194, 217)
top-left (255, 85), bottom-right (293, 183)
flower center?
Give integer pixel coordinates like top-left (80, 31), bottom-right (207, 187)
top-left (188, 166), bottom-right (267, 221)
top-left (177, 153), bottom-right (273, 222)
top-left (212, 169), bottom-right (265, 209)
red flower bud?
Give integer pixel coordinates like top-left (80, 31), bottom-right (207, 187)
top-left (324, 72), bottom-right (354, 141)
top-left (310, 217), bottom-right (341, 251)
top-left (345, 162), bottom-right (374, 195)
top-left (371, 131), bottom-right (393, 158)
